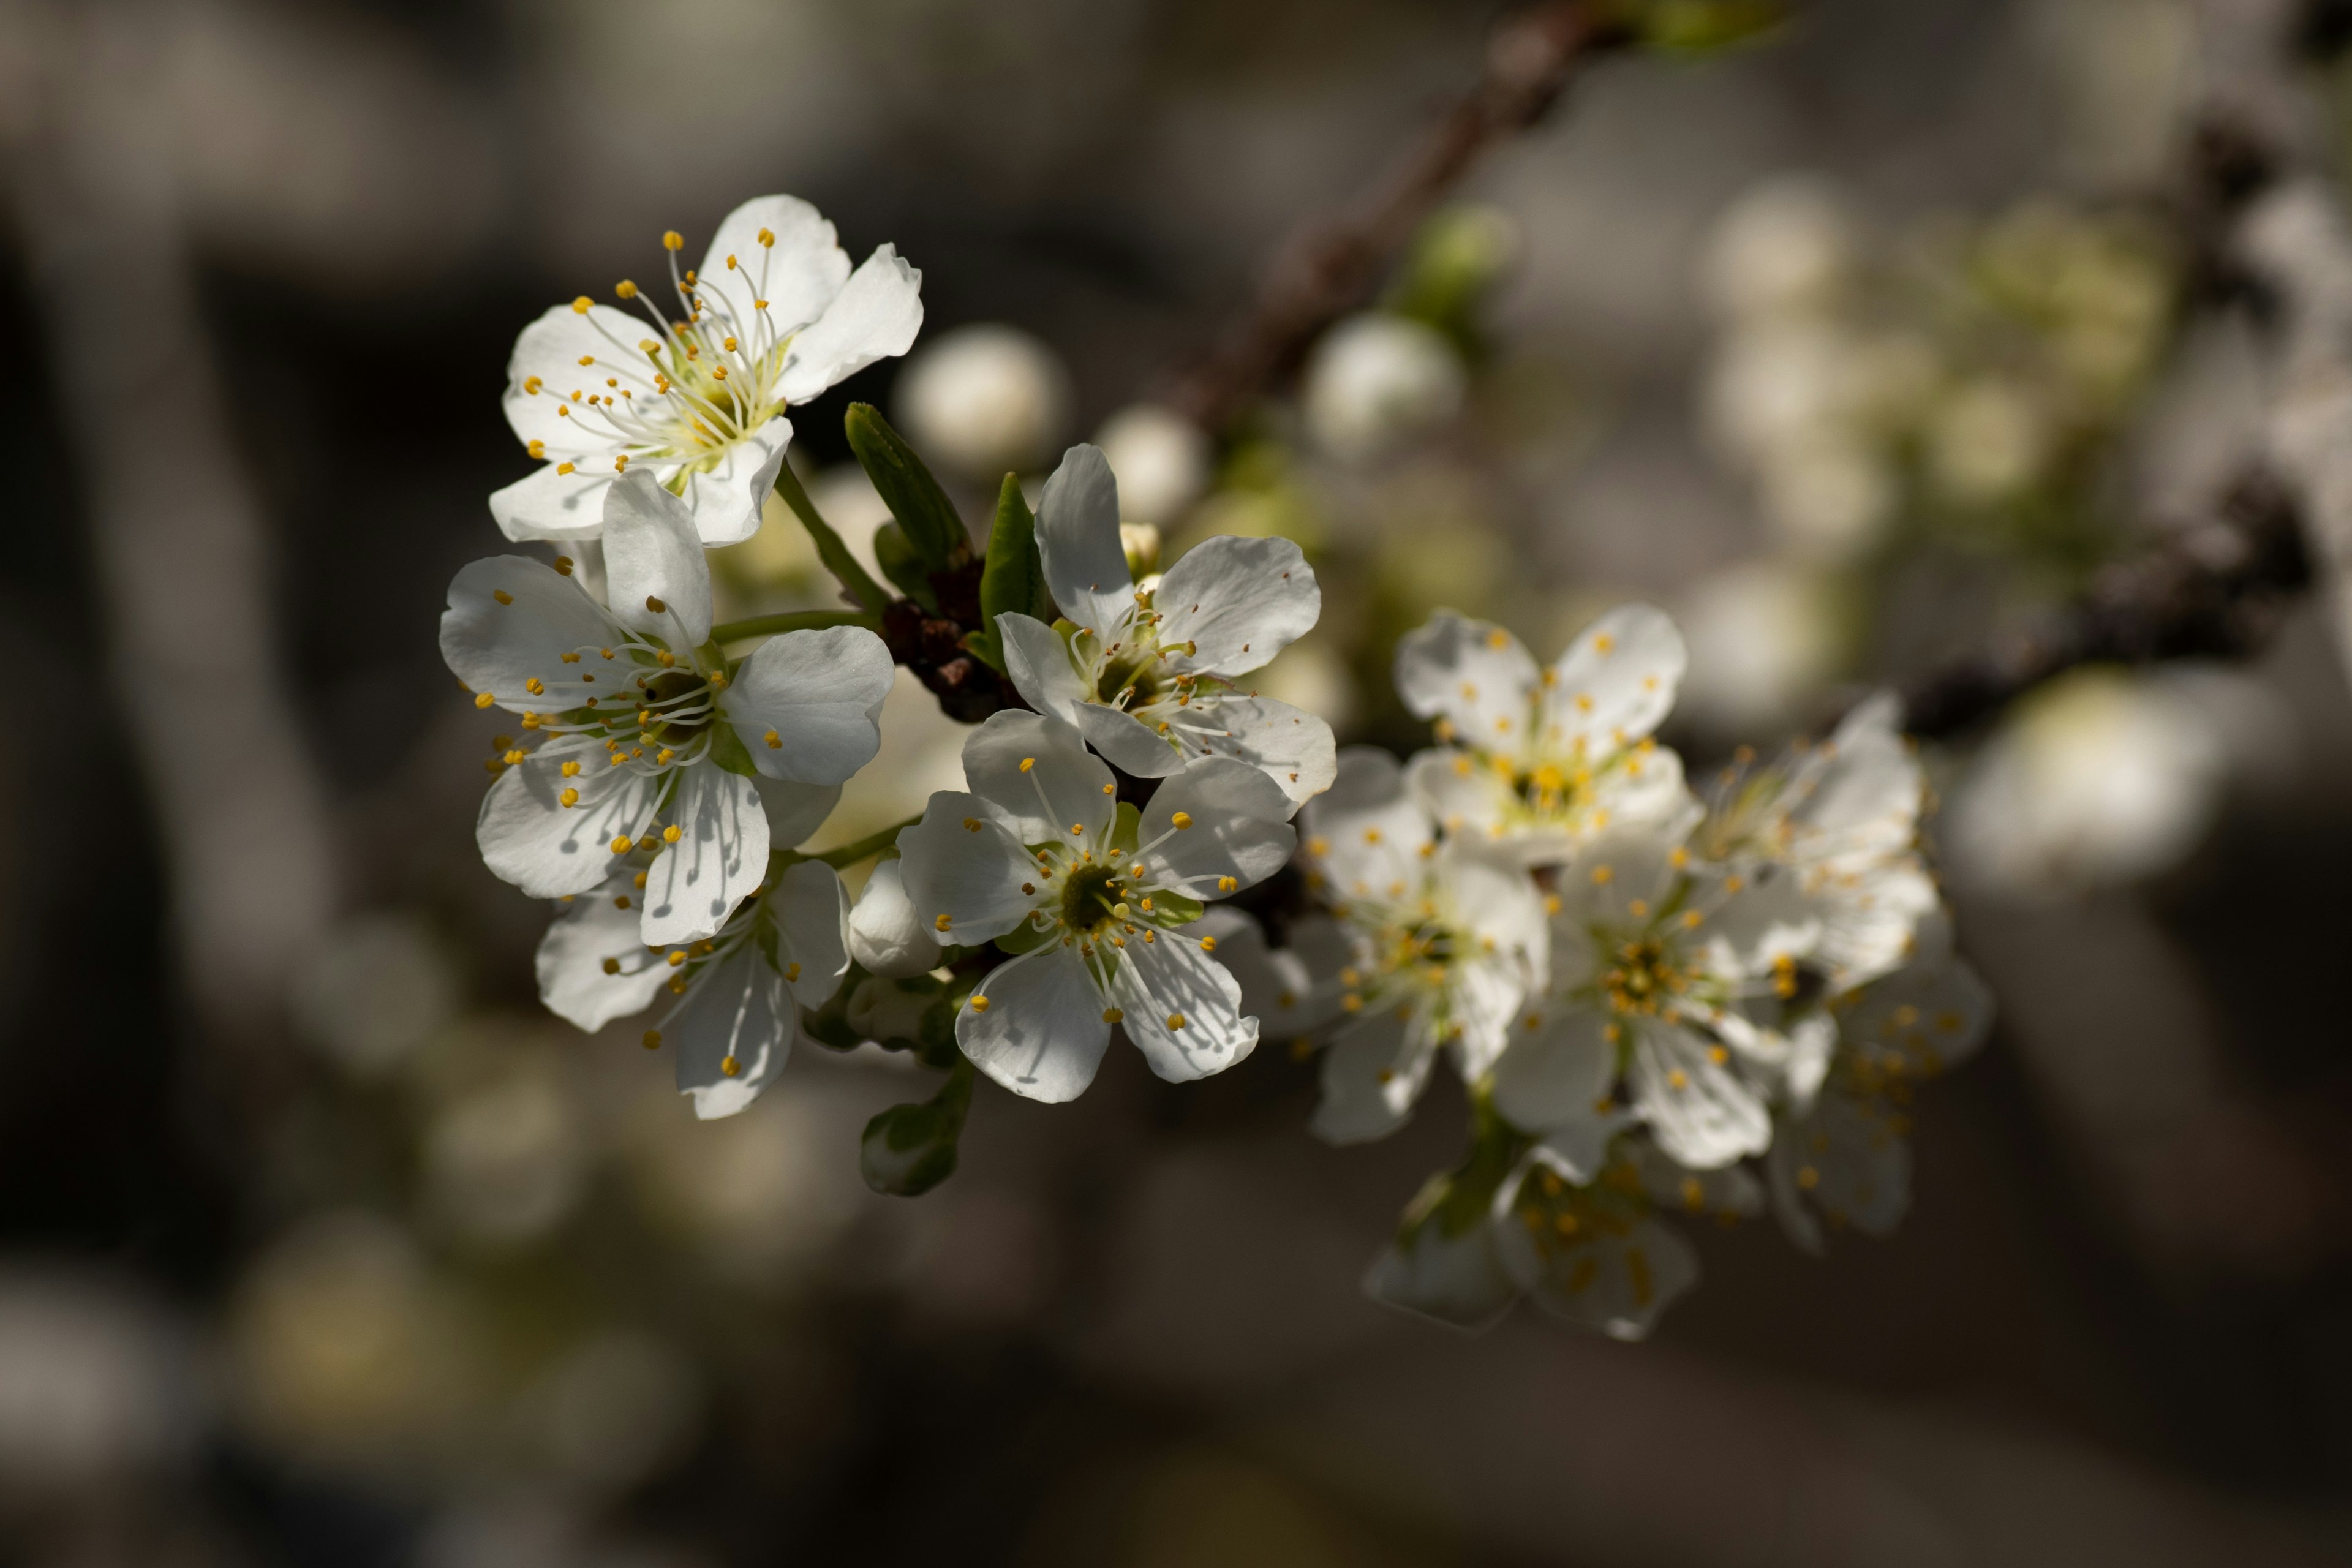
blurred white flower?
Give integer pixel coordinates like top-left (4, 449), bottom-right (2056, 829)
top-left (895, 322), bottom-right (1072, 479)
top-left (423, 1071), bottom-right (589, 1245)
top-left (491, 194), bottom-right (924, 545)
top-left (1394, 606), bottom-right (1694, 867)
top-left (1698, 174), bottom-right (1856, 323)
top-left (1947, 666), bottom-right (2228, 895)
top-left (1676, 561), bottom-right (1842, 736)
top-left (292, 911), bottom-right (458, 1076)
top-left (1925, 379), bottom-right (2047, 504)
top-left (1755, 439), bottom-right (1897, 562)
top-left (1703, 317), bottom-right (1862, 466)
top-left (1251, 640), bottom-right (1360, 733)
top-left (1095, 403), bottom-right (1212, 526)
top-left (0, 1275), bottom-right (196, 1493)
top-left (1301, 312), bottom-right (1466, 462)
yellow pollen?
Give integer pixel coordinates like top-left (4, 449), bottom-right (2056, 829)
top-left (560, 760), bottom-right (581, 777)
top-left (527, 440), bottom-right (545, 459)
top-left (557, 462), bottom-right (575, 475)
top-left (473, 692), bottom-right (494, 709)
top-left (662, 230), bottom-right (684, 251)
top-left (1217, 876), bottom-right (1237, 892)
top-left (610, 835), bottom-right (633, 853)
top-left (559, 787), bottom-right (579, 807)
top-left (1171, 812), bottom-right (1193, 830)
top-left (645, 595), bottom-right (666, 613)
top-left (571, 295), bottom-right (592, 314)
top-left (1199, 936), bottom-right (1217, 952)
top-left (935, 914), bottom-right (953, 932)
top-left (1593, 633), bottom-right (1615, 654)
top-left (1019, 757), bottom-right (1036, 772)
top-left (666, 949), bottom-right (686, 967)
top-left (968, 995), bottom-right (989, 1012)
top-left (662, 824), bottom-right (683, 844)
top-left (524, 677), bottom-right (545, 695)
top-left (764, 729), bottom-right (780, 748)
top-left (1166, 1012), bottom-right (1186, 1030)
top-left (1591, 864), bottom-right (1613, 884)
top-left (720, 1055), bottom-right (741, 1077)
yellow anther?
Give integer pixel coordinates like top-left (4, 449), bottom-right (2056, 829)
top-left (1199, 936), bottom-right (1216, 952)
top-left (720, 1054), bottom-right (742, 1077)
top-left (968, 995), bottom-right (990, 1012)
top-left (656, 650), bottom-right (676, 666)
top-left (764, 729), bottom-right (781, 748)
top-left (1681, 910), bottom-right (1703, 929)
top-left (557, 462), bottom-right (576, 475)
top-left (1668, 846), bottom-right (1689, 869)
top-left (641, 1030), bottom-right (662, 1050)
top-left (1019, 757), bottom-right (1035, 772)
top-left (1216, 876), bottom-right (1237, 892)
top-left (1171, 812), bottom-right (1193, 830)
top-left (560, 760), bottom-right (581, 777)
top-left (1071, 824), bottom-right (1085, 835)
top-left (962, 817), bottom-right (982, 832)
top-left (1487, 629), bottom-right (1509, 649)
top-left (723, 336), bottom-right (738, 352)
top-left (1100, 783), bottom-right (1115, 795)
top-left (1102, 1008), bottom-right (1123, 1023)
top-left (1590, 864), bottom-right (1613, 884)
top-left (657, 824), bottom-right (681, 845)
top-left (523, 375), bottom-right (543, 394)
top-left (505, 750), bottom-right (526, 765)
top-left (524, 677), bottom-right (545, 695)
top-left (527, 440), bottom-right (545, 459)
top-left (473, 692), bottom-right (494, 709)
top-left (757, 227), bottom-right (775, 246)
top-left (935, 914), bottom-right (954, 932)
top-left (616, 279), bottom-right (638, 299)
top-left (1166, 1012), bottom-right (1186, 1030)
top-left (666, 949), bottom-right (686, 967)
top-left (610, 835), bottom-right (633, 854)
top-left (1667, 1069), bottom-right (1689, 1090)
top-left (1593, 633), bottom-right (1615, 654)
top-left (662, 230), bottom-right (684, 251)
top-left (645, 595), bottom-right (666, 613)
top-left (1307, 837), bottom-right (1329, 856)
top-left (614, 455), bottom-right (629, 472)
top-left (559, 787), bottom-right (579, 807)
top-left (571, 295), bottom-right (593, 314)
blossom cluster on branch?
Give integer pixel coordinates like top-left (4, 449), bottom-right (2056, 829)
top-left (437, 192), bottom-right (1985, 1338)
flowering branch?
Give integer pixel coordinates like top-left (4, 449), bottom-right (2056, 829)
top-left (1162, 1), bottom-right (1634, 429)
top-left (1896, 473), bottom-right (2311, 740)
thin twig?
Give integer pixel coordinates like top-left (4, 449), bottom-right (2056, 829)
top-left (1162, 1), bottom-right (1631, 430)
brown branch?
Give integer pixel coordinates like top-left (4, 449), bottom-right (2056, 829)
top-left (1898, 474), bottom-right (2312, 739)
top-left (1161, 1), bottom-right (1632, 431)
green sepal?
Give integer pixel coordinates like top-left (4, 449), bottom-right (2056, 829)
top-left (707, 720), bottom-right (759, 779)
top-left (1401, 1101), bottom-right (1531, 1242)
top-left (858, 1058), bottom-right (974, 1197)
top-left (1149, 891), bottom-right (1205, 926)
top-left (1109, 800), bottom-right (1141, 855)
top-left (966, 473), bottom-right (1050, 674)
top-left (845, 402), bottom-right (968, 569)
top-left (873, 522), bottom-right (940, 612)
top-left (995, 918), bottom-right (1054, 956)
top-left (801, 961), bottom-right (872, 1052)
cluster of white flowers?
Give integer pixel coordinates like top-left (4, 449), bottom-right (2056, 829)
top-left (440, 190), bottom-right (1981, 1337)
top-left (1215, 611), bottom-right (1991, 1338)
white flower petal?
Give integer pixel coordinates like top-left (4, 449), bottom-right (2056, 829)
top-left (1447, 847), bottom-right (1549, 993)
top-left (958, 946), bottom-right (1113, 1102)
top-left (696, 194), bottom-right (851, 339)
top-left (846, 858), bottom-right (943, 979)
top-left (535, 879), bottom-right (668, 1031)
top-left (1537, 604), bottom-right (1686, 753)
top-left (1629, 1019), bottom-right (1771, 1169)
top-left (669, 948), bottom-right (794, 1120)
top-left (1393, 610), bottom-right (1540, 751)
top-left (640, 765), bottom-right (770, 946)
top-left (477, 748), bottom-right (661, 898)
top-left (1630, 1137), bottom-right (1765, 1218)
top-left (776, 244), bottom-right (925, 405)
top-left (996, 611), bottom-right (1089, 725)
top-left (1178, 695), bottom-right (1336, 808)
top-left (1494, 1200), bottom-right (1699, 1342)
top-left (1363, 1218), bottom-right (1517, 1332)
top-left (1139, 757), bottom-right (1296, 894)
top-left (1405, 746), bottom-right (1509, 839)
top-left (500, 301), bottom-right (654, 455)
top-left (752, 777), bottom-right (840, 850)
top-left (1074, 701), bottom-right (1181, 778)
top-left (489, 461), bottom-right (614, 543)
top-left (723, 626), bottom-right (895, 784)
top-left (895, 791), bottom-right (1038, 944)
top-left (1310, 1012), bottom-right (1433, 1145)
top-left (772, 858), bottom-right (852, 1009)
top-left (1491, 1010), bottom-right (1615, 1133)
top-left (1300, 747), bottom-right (1435, 902)
top-left (1834, 951), bottom-right (1995, 1077)
top-left (1193, 908), bottom-right (1348, 1036)
top-left (961, 709), bottom-right (1116, 845)
top-left (601, 470), bottom-right (714, 647)
top-left (1550, 827), bottom-right (1683, 929)
top-left (1793, 691), bottom-right (1921, 862)
top-left (1154, 535), bottom-right (1321, 677)
top-left (1771, 1090), bottom-right (1910, 1238)
top-left (673, 418), bottom-right (794, 547)
top-left (440, 557), bottom-right (619, 713)
top-left (1111, 930), bottom-right (1257, 1084)
top-left (1034, 443), bottom-right (1134, 633)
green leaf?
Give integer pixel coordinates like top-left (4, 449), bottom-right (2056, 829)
top-left (771, 464), bottom-right (890, 613)
top-left (1401, 1107), bottom-right (1532, 1242)
top-left (859, 1059), bottom-right (974, 1197)
top-left (845, 402), bottom-right (968, 570)
top-left (967, 473), bottom-right (1049, 673)
top-left (873, 521), bottom-right (940, 612)
top-left (1634, 0), bottom-right (1787, 53)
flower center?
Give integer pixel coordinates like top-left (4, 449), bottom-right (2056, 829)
top-left (1058, 861), bottom-right (1128, 935)
top-left (1602, 936), bottom-right (1691, 1017)
top-left (639, 668), bottom-right (715, 741)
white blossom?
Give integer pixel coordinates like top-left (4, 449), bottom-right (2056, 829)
top-left (895, 710), bottom-right (1296, 1103)
top-left (997, 444), bottom-right (1336, 805)
top-left (1691, 693), bottom-right (1936, 994)
top-left (1295, 748), bottom-right (1547, 1144)
top-left (537, 854), bottom-right (852, 1120)
top-left (491, 194), bottom-right (923, 546)
top-left (1395, 606), bottom-right (1694, 867)
top-left (1491, 826), bottom-right (1814, 1170)
top-left (443, 470), bottom-right (892, 943)
top-left (1768, 924), bottom-right (1993, 1251)
top-left (845, 858), bottom-right (943, 980)
top-left (1094, 403), bottom-right (1212, 527)
top-left (1302, 311), bottom-right (1466, 462)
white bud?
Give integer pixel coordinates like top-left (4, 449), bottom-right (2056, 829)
top-left (1302, 312), bottom-right (1465, 462)
top-left (894, 323), bottom-right (1071, 478)
top-left (1095, 403), bottom-right (1210, 525)
top-left (846, 859), bottom-right (941, 979)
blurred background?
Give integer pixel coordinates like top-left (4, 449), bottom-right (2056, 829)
top-left (5, 0), bottom-right (2352, 1562)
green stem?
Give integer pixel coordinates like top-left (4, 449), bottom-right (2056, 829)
top-left (773, 464), bottom-right (891, 615)
top-left (710, 608), bottom-right (878, 644)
